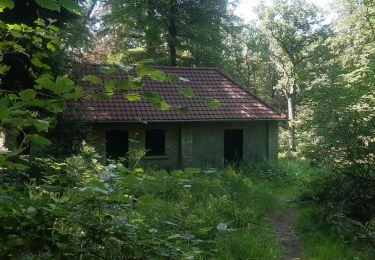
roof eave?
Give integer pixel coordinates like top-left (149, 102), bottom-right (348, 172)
top-left (63, 118), bottom-right (287, 124)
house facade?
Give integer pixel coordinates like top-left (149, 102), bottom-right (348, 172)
top-left (67, 65), bottom-right (286, 169)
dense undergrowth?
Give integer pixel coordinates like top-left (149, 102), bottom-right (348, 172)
top-left (0, 145), bottom-right (286, 259)
top-left (1, 145), bottom-right (374, 259)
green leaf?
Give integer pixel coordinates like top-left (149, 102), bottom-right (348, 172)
top-left (178, 106), bottom-right (190, 114)
top-left (34, 20), bottom-right (45, 26)
top-left (46, 100), bottom-right (66, 112)
top-left (0, 0), bottom-right (14, 12)
top-left (202, 97), bottom-right (220, 109)
top-left (123, 174), bottom-right (139, 186)
top-left (125, 93), bottom-right (142, 101)
top-left (154, 101), bottom-right (170, 111)
top-left (33, 119), bottom-right (49, 132)
top-left (20, 89), bottom-right (36, 101)
top-left (137, 65), bottom-right (166, 81)
top-left (116, 79), bottom-right (130, 89)
top-left (35, 0), bottom-right (60, 11)
top-left (143, 92), bottom-right (162, 102)
top-left (35, 74), bottom-right (54, 89)
top-left (178, 87), bottom-right (193, 98)
top-left (63, 86), bottom-right (84, 100)
top-left (47, 24), bottom-right (59, 32)
top-left (58, 0), bottom-right (80, 12)
top-left (36, 75), bottom-right (75, 94)
top-left (166, 73), bottom-right (179, 80)
top-left (99, 66), bottom-right (118, 75)
top-left (47, 42), bottom-right (56, 52)
top-left (54, 75), bottom-right (75, 94)
top-left (31, 57), bottom-right (51, 70)
top-left (82, 75), bottom-right (102, 84)
top-left (103, 81), bottom-right (116, 97)
top-left (30, 134), bottom-right (51, 145)
top-left (128, 81), bottom-right (143, 89)
top-left (93, 92), bottom-right (112, 99)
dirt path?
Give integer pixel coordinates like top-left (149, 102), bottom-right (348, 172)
top-left (271, 196), bottom-right (302, 260)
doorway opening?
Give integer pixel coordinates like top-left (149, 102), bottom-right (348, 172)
top-left (224, 129), bottom-right (243, 163)
top-left (105, 130), bottom-right (128, 162)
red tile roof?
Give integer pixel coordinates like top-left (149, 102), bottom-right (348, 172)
top-left (66, 64), bottom-right (286, 122)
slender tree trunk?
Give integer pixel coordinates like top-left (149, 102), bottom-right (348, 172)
top-left (168, 0), bottom-right (177, 66)
top-left (145, 7), bottom-right (157, 56)
top-left (287, 85), bottom-right (296, 152)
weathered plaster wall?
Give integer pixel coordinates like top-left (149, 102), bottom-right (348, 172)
top-left (90, 121), bottom-right (279, 169)
top-left (184, 121), bottom-right (273, 168)
top-left (92, 123), bottom-right (181, 169)
top-left (267, 121), bottom-right (279, 161)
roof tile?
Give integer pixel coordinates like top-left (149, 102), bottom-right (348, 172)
top-left (65, 64), bottom-right (286, 122)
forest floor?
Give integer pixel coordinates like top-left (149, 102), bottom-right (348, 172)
top-left (271, 195), bottom-right (301, 260)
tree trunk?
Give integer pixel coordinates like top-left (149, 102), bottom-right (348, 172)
top-left (168, 0), bottom-right (177, 66)
top-left (287, 90), bottom-right (296, 152)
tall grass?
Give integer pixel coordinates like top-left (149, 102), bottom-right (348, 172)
top-left (132, 167), bottom-right (283, 258)
top-left (296, 205), bottom-right (372, 260)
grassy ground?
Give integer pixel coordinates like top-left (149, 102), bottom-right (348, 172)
top-left (124, 158), bottom-right (373, 259)
top-left (296, 205), bottom-right (366, 260)
top-left (237, 158), bottom-right (373, 260)
top-left (4, 154), bottom-right (371, 259)
top-left (272, 159), bottom-right (373, 260)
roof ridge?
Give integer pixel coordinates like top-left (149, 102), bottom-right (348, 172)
top-left (213, 68), bottom-right (286, 118)
top-left (79, 62), bottom-right (217, 70)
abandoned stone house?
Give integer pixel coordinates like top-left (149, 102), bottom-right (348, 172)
top-left (65, 64), bottom-right (286, 169)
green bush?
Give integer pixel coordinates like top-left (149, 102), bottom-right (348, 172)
top-left (0, 145), bottom-right (282, 259)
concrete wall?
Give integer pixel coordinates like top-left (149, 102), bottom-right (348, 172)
top-left (267, 121), bottom-right (279, 161)
top-left (90, 121), bottom-right (279, 169)
top-left (92, 123), bottom-right (181, 170)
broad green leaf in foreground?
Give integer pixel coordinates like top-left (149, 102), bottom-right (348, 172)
top-left (30, 134), bottom-right (52, 145)
top-left (20, 89), bottom-right (37, 101)
top-left (137, 65), bottom-right (166, 81)
top-left (202, 97), bottom-right (220, 108)
top-left (82, 75), bottom-right (102, 84)
top-left (178, 87), bottom-right (193, 98)
top-left (0, 0), bottom-right (14, 12)
top-left (35, 0), bottom-right (60, 11)
top-left (59, 0), bottom-right (80, 12)
top-left (125, 93), bottom-right (142, 101)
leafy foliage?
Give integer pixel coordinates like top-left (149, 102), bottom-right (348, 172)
top-left (0, 144), bottom-right (283, 258)
top-left (295, 0), bottom-right (375, 249)
top-left (101, 0), bottom-right (241, 67)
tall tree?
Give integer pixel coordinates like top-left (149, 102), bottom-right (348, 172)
top-left (101, 0), bottom-right (239, 67)
top-left (301, 0), bottom-right (374, 167)
top-left (256, 0), bottom-right (327, 151)
top-left (299, 0), bottom-right (375, 239)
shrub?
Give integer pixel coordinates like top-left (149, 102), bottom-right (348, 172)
top-left (0, 144), bottom-right (282, 258)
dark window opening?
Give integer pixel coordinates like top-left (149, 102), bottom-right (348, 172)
top-left (106, 130), bottom-right (128, 162)
top-left (145, 129), bottom-right (166, 156)
top-left (224, 129), bottom-right (243, 163)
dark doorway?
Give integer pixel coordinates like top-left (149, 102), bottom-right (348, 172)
top-left (106, 130), bottom-right (128, 162)
top-left (224, 129), bottom-right (243, 163)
